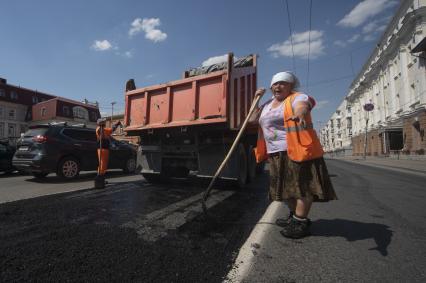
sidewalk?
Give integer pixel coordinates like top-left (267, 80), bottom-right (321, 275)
top-left (327, 155), bottom-right (426, 175)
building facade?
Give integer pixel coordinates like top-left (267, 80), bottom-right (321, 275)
top-left (0, 77), bottom-right (100, 144)
top-left (0, 78), bottom-right (55, 144)
top-left (104, 114), bottom-right (140, 145)
top-left (31, 97), bottom-right (100, 128)
top-left (321, 0), bottom-right (426, 157)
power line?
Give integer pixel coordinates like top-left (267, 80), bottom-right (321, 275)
top-left (306, 0), bottom-right (313, 92)
top-left (308, 74), bottom-right (354, 87)
top-left (285, 0), bottom-right (296, 74)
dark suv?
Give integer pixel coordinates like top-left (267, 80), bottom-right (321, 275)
top-left (13, 124), bottom-right (137, 179)
top-left (0, 140), bottom-right (16, 173)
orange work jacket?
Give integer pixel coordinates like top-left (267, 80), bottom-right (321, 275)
top-left (96, 127), bottom-right (113, 149)
top-left (254, 92), bottom-right (323, 163)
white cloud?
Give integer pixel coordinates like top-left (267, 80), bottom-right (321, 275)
top-left (377, 25), bottom-right (387, 32)
top-left (129, 18), bottom-right (167, 42)
top-left (334, 34), bottom-right (360, 49)
top-left (123, 51), bottom-right (133, 58)
top-left (333, 40), bottom-right (347, 48)
top-left (268, 30), bottom-right (325, 59)
top-left (202, 54), bottom-right (229, 66)
top-left (348, 34), bottom-right (360, 43)
top-left (337, 0), bottom-right (398, 28)
top-left (91, 40), bottom-right (113, 51)
top-left (315, 100), bottom-right (329, 109)
top-left (362, 21), bottom-right (378, 34)
top-left (363, 34), bottom-right (376, 42)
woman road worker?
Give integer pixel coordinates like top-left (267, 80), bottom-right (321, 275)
top-left (96, 118), bottom-right (122, 182)
top-left (252, 71), bottom-right (337, 239)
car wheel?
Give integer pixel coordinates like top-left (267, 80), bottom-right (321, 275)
top-left (33, 172), bottom-right (49, 178)
top-left (57, 157), bottom-right (80, 179)
top-left (123, 157), bottom-right (137, 174)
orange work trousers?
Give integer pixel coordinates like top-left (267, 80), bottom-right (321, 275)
top-left (97, 149), bottom-right (109, 175)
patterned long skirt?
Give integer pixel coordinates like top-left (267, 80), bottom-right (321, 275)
top-left (268, 152), bottom-right (337, 202)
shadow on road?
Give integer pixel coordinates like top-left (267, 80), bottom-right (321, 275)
top-left (24, 171), bottom-right (139, 184)
top-left (312, 219), bottom-right (393, 256)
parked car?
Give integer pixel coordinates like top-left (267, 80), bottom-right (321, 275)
top-left (0, 140), bottom-right (16, 174)
top-left (12, 123), bottom-right (137, 179)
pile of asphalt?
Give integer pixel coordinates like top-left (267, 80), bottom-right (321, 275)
top-left (0, 176), bottom-right (269, 282)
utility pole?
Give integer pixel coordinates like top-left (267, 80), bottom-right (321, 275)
top-left (111, 101), bottom-right (116, 126)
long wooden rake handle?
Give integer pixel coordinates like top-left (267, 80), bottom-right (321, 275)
top-left (201, 94), bottom-right (262, 213)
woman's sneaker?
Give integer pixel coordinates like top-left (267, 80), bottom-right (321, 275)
top-left (275, 212), bottom-right (294, 227)
top-left (280, 217), bottom-right (311, 239)
top-left (276, 212), bottom-right (311, 228)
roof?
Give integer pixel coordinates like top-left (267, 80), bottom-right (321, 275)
top-left (39, 96), bottom-right (99, 110)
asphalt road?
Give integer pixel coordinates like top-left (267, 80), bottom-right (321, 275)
top-left (230, 159), bottom-right (426, 282)
top-left (0, 160), bottom-right (425, 282)
top-left (0, 170), bottom-right (142, 204)
top-left (0, 171), bottom-right (270, 282)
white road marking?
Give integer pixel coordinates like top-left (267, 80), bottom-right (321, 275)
top-left (224, 201), bottom-right (284, 283)
top-left (123, 189), bottom-right (236, 242)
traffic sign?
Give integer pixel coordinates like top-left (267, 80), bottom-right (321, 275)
top-left (363, 103), bottom-right (374, 111)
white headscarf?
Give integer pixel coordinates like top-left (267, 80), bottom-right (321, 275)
top-left (270, 71), bottom-right (300, 89)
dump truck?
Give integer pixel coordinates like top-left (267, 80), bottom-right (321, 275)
top-left (124, 53), bottom-right (261, 186)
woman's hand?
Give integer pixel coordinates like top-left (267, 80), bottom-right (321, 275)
top-left (249, 88), bottom-right (266, 124)
top-left (286, 101), bottom-right (310, 127)
top-left (255, 88), bottom-right (266, 98)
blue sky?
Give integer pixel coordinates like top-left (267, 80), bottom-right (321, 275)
top-left (0, 0), bottom-right (399, 128)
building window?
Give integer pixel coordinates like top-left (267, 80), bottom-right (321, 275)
top-left (9, 109), bottom-right (16, 120)
top-left (10, 91), bottom-right (18, 100)
top-left (41, 108), bottom-right (47, 117)
top-left (0, 122), bottom-right (4, 138)
top-left (20, 124), bottom-right (27, 135)
top-left (90, 111), bottom-right (98, 121)
top-left (63, 106), bottom-right (70, 116)
top-left (72, 106), bottom-right (89, 120)
top-left (0, 89), bottom-right (5, 98)
top-left (0, 106), bottom-right (3, 118)
top-left (8, 124), bottom-right (16, 137)
top-left (32, 96), bottom-right (39, 104)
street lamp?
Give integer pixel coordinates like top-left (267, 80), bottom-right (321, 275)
top-left (363, 102), bottom-right (374, 159)
top-left (111, 101), bottom-right (116, 126)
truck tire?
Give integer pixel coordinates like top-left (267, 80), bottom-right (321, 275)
top-left (247, 145), bottom-right (256, 183)
top-left (236, 143), bottom-right (248, 188)
top-left (142, 173), bottom-right (161, 183)
top-left (57, 157), bottom-right (80, 179)
top-left (123, 157), bottom-right (137, 174)
top-left (256, 161), bottom-right (265, 174)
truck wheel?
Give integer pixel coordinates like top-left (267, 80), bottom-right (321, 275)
top-left (247, 145), bottom-right (256, 183)
top-left (236, 144), bottom-right (248, 188)
top-left (123, 157), bottom-right (137, 174)
top-left (142, 173), bottom-right (161, 183)
top-left (256, 161), bottom-right (265, 175)
top-left (57, 157), bottom-right (80, 179)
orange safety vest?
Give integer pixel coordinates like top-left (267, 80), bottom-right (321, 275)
top-left (96, 127), bottom-right (113, 149)
top-left (254, 92), bottom-right (323, 163)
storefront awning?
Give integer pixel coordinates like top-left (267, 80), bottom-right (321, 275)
top-left (411, 37), bottom-right (426, 53)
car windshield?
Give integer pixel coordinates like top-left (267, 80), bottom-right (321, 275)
top-left (24, 128), bottom-right (49, 137)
